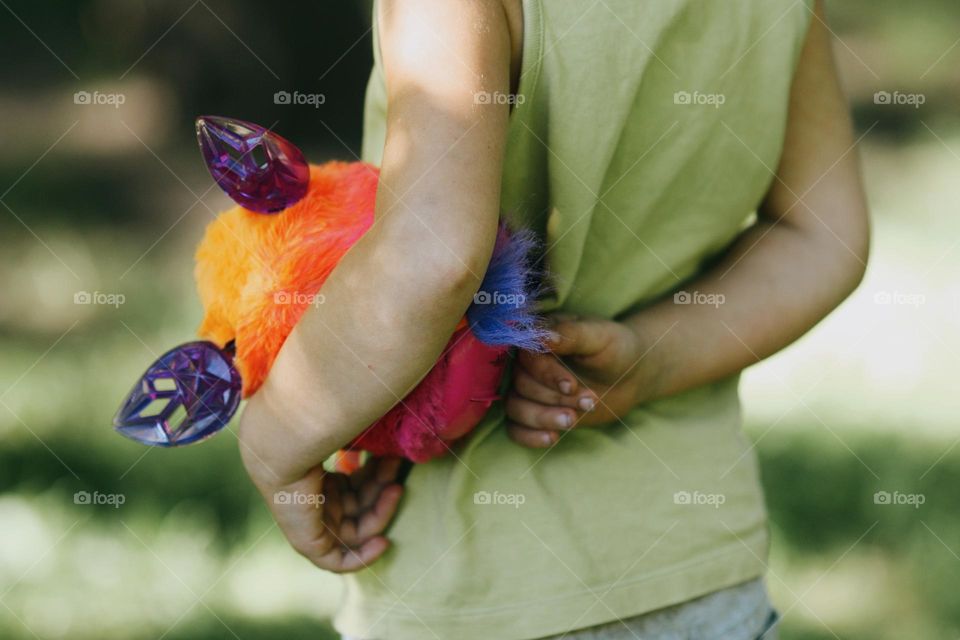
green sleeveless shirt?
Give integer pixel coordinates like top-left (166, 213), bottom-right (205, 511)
top-left (339, 1), bottom-right (812, 638)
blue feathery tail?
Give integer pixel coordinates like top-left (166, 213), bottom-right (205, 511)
top-left (466, 225), bottom-right (548, 351)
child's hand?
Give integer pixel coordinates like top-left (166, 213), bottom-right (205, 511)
top-left (506, 316), bottom-right (659, 448)
top-left (252, 456), bottom-right (404, 573)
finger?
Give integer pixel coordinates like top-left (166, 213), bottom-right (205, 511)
top-left (338, 515), bottom-right (360, 546)
top-left (290, 527), bottom-right (339, 567)
top-left (340, 480), bottom-right (360, 517)
top-left (507, 422), bottom-right (559, 448)
top-left (356, 484), bottom-right (404, 540)
top-left (516, 351), bottom-right (578, 395)
top-left (269, 467), bottom-right (336, 556)
top-left (505, 392), bottom-right (577, 431)
top-left (547, 318), bottom-right (610, 357)
top-left (341, 480), bottom-right (404, 547)
top-left (322, 474), bottom-right (344, 526)
top-left (374, 457), bottom-right (403, 484)
top-left (334, 536), bottom-right (391, 573)
top-left (312, 533), bottom-right (390, 573)
top-left (513, 369), bottom-right (595, 410)
top-left (341, 483), bottom-right (403, 546)
top-left (358, 478), bottom-right (381, 512)
top-left (357, 457), bottom-right (403, 510)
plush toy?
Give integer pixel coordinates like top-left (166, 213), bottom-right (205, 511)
top-left (113, 116), bottom-right (544, 464)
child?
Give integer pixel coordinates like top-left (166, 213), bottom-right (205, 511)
top-left (238, 0), bottom-right (869, 638)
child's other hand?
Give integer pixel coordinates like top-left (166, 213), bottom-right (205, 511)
top-left (506, 316), bottom-right (658, 448)
top-left (257, 456), bottom-right (404, 573)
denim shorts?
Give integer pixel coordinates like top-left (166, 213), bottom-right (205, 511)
top-left (535, 578), bottom-right (778, 640)
top-left (343, 578), bottom-right (778, 640)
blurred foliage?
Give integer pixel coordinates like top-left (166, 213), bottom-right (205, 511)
top-left (0, 0), bottom-right (374, 231)
top-left (2, 0), bottom-right (959, 638)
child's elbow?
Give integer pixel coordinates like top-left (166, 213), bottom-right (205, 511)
top-left (396, 225), bottom-right (496, 316)
top-left (418, 254), bottom-right (487, 313)
top-left (374, 216), bottom-right (498, 321)
top-left (838, 203), bottom-right (871, 296)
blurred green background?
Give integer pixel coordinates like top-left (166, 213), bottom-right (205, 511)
top-left (1, 1), bottom-right (958, 638)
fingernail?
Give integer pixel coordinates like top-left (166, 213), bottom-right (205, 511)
top-left (547, 331), bottom-right (562, 345)
top-left (556, 413), bottom-right (573, 428)
top-left (558, 380), bottom-right (572, 394)
top-left (578, 397), bottom-right (595, 412)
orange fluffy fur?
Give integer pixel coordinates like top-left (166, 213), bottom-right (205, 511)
top-left (194, 161), bottom-right (379, 397)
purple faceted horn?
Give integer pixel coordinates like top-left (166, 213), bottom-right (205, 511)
top-left (113, 341), bottom-right (243, 447)
top-left (196, 116), bottom-right (310, 214)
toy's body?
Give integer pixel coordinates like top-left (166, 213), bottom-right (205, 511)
top-left (195, 161), bottom-right (379, 399)
top-left (195, 161), bottom-right (525, 461)
top-left (114, 117), bottom-right (544, 462)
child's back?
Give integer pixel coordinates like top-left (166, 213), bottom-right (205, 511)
top-left (340, 1), bottom-right (813, 638)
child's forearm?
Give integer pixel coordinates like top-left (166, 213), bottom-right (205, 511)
top-left (627, 0), bottom-right (868, 404)
top-left (238, 0), bottom-right (513, 488)
top-left (238, 216), bottom-right (495, 486)
top-left (625, 214), bottom-right (867, 404)
top-left (501, 0), bottom-right (868, 445)
top-left (502, 202), bottom-right (867, 445)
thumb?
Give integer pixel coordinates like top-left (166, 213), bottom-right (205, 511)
top-left (546, 317), bottom-right (610, 357)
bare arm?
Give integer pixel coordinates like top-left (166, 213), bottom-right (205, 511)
top-left (505, 0), bottom-right (870, 445)
top-left (237, 0), bottom-right (512, 568)
top-left (621, 0), bottom-right (869, 399)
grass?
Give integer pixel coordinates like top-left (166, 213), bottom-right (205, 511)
top-left (2, 417), bottom-right (958, 639)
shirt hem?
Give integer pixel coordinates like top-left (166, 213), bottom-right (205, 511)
top-left (334, 530), bottom-right (768, 640)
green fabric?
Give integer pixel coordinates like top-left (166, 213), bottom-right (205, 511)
top-left (341, 1), bottom-right (812, 638)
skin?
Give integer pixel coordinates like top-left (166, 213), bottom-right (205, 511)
top-left (238, 0), bottom-right (513, 572)
top-left (238, 0), bottom-right (869, 572)
top-left (506, 0), bottom-right (870, 447)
